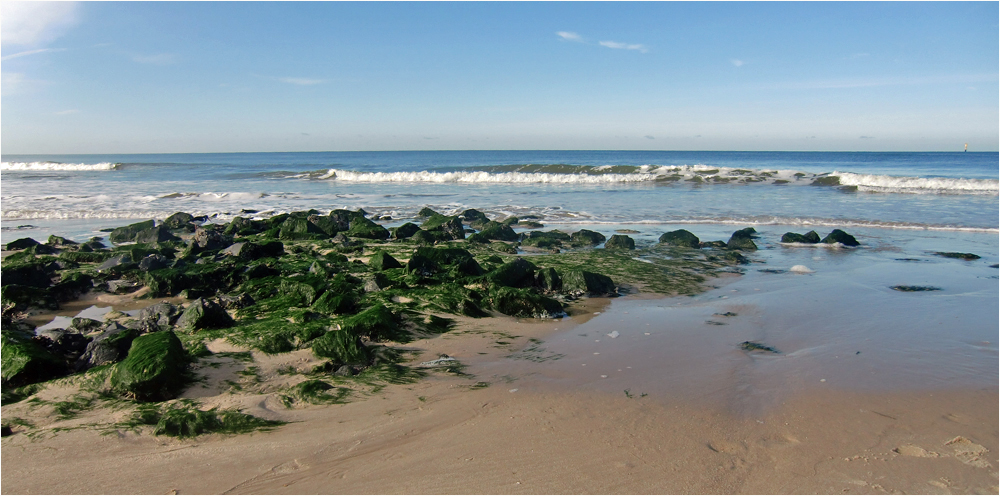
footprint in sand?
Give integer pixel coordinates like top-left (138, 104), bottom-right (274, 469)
top-left (893, 444), bottom-right (940, 458)
top-left (945, 436), bottom-right (992, 468)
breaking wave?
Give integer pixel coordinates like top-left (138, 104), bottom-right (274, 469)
top-left (1, 162), bottom-right (120, 171)
top-left (834, 172), bottom-right (998, 195)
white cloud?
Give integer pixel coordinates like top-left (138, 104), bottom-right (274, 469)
top-left (132, 53), bottom-right (179, 65)
top-left (731, 59), bottom-right (744, 67)
top-left (599, 40), bottom-right (648, 53)
top-left (1, 47), bottom-right (65, 61)
top-left (278, 77), bottom-right (324, 85)
top-left (556, 31), bottom-right (582, 42)
top-left (1, 1), bottom-right (80, 47)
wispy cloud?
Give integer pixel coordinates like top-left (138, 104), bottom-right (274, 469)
top-left (278, 77), bottom-right (325, 86)
top-left (599, 40), bottom-right (648, 53)
top-left (132, 53), bottom-right (179, 65)
top-left (1, 1), bottom-right (79, 47)
top-left (54, 109), bottom-right (79, 115)
top-left (1, 48), bottom-right (65, 61)
top-left (556, 31), bottom-right (583, 42)
top-left (731, 59), bottom-right (744, 67)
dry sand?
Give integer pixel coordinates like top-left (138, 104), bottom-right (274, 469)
top-left (3, 298), bottom-right (997, 494)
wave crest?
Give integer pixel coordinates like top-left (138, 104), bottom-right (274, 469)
top-left (833, 172), bottom-right (998, 195)
top-left (1, 162), bottom-right (120, 171)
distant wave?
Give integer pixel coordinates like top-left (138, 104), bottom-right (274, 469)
top-left (1, 161), bottom-right (120, 171)
top-left (834, 172), bottom-right (998, 195)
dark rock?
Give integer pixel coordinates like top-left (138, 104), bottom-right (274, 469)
top-left (138, 302), bottom-right (182, 329)
top-left (75, 326), bottom-right (140, 371)
top-left (363, 273), bottom-right (391, 293)
top-left (733, 227), bottom-right (758, 238)
top-left (107, 279), bottom-right (141, 294)
top-left (659, 229), bottom-right (700, 248)
top-left (405, 253), bottom-right (440, 277)
top-left (810, 176), bottom-right (841, 186)
top-left (109, 220), bottom-right (155, 244)
top-left (69, 317), bottom-right (104, 334)
top-left (460, 209), bottom-right (489, 225)
top-left (1, 262), bottom-right (52, 288)
top-left (97, 254), bottom-right (135, 274)
top-left (727, 229), bottom-right (758, 251)
top-left (487, 287), bottom-right (564, 319)
top-left (410, 229), bottom-right (441, 245)
top-left (1, 333), bottom-right (65, 387)
top-left (487, 258), bottom-right (537, 288)
top-left (369, 251), bottom-right (403, 271)
top-left (699, 241), bottom-right (728, 248)
top-left (604, 234), bottom-right (635, 250)
top-left (740, 341), bottom-right (780, 354)
top-left (218, 293), bottom-right (255, 310)
top-left (175, 298), bottom-right (234, 331)
top-left (391, 222), bottom-right (421, 239)
top-left (224, 216), bottom-right (266, 236)
top-left (501, 217), bottom-right (519, 226)
top-left (340, 304), bottom-right (403, 342)
top-left (416, 207), bottom-right (440, 218)
top-left (570, 229), bottom-right (606, 247)
top-left (190, 227), bottom-right (233, 251)
top-left (138, 254), bottom-right (171, 272)
top-left (421, 214), bottom-right (465, 240)
top-left (46, 235), bottom-right (78, 246)
top-left (307, 214), bottom-right (340, 237)
top-left (133, 225), bottom-right (180, 244)
top-left (163, 212), bottom-right (195, 229)
top-left (535, 267), bottom-right (562, 292)
top-left (4, 237), bottom-right (40, 251)
top-left (781, 231), bottom-right (821, 244)
top-left (1, 425), bottom-right (12, 437)
top-left (561, 270), bottom-right (617, 296)
top-left (478, 221), bottom-right (518, 242)
top-left (221, 241), bottom-right (285, 260)
top-left (891, 285), bottom-right (942, 292)
top-left (932, 252), bottom-right (980, 261)
top-left (347, 217), bottom-right (390, 240)
top-left (312, 329), bottom-right (372, 365)
top-left (520, 230), bottom-right (570, 249)
top-left (821, 229), bottom-right (860, 247)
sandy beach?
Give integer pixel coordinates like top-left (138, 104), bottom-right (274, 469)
top-left (3, 287), bottom-right (997, 494)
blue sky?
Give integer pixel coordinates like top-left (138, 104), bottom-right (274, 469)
top-left (2, 1), bottom-right (997, 153)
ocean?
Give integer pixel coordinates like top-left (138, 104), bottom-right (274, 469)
top-left (2, 150), bottom-right (997, 396)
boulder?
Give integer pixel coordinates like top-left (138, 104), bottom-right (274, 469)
top-left (5, 238), bottom-right (40, 251)
top-left (340, 304), bottom-right (403, 342)
top-left (278, 215), bottom-right (325, 240)
top-left (134, 225), bottom-right (180, 244)
top-left (138, 254), bottom-right (172, 272)
top-left (346, 217), bottom-right (390, 240)
top-left (45, 235), bottom-right (78, 247)
top-left (405, 253), bottom-right (440, 277)
top-left (1, 262), bottom-right (52, 288)
top-left (478, 221), bottom-right (518, 242)
top-left (520, 230), bottom-right (570, 249)
top-left (561, 270), bottom-right (617, 296)
top-left (163, 212), bottom-right (195, 230)
top-left (659, 229), bottom-right (700, 248)
top-left (221, 241), bottom-right (284, 260)
top-left (1, 333), bottom-right (65, 387)
top-left (312, 329), bottom-right (372, 365)
top-left (391, 222), bottom-right (421, 240)
top-left (487, 287), bottom-right (564, 319)
top-left (416, 207), bottom-right (440, 218)
top-left (107, 279), bottom-right (141, 294)
top-left (175, 298), bottom-right (234, 331)
top-left (727, 229), bottom-right (758, 251)
top-left (97, 254), bottom-right (135, 274)
top-left (109, 220), bottom-right (155, 244)
top-left (109, 330), bottom-right (188, 401)
top-left (218, 293), bottom-right (255, 310)
top-left (363, 273), bottom-right (391, 293)
top-left (604, 234), bottom-right (635, 250)
top-left (421, 214), bottom-right (466, 240)
top-left (368, 251), bottom-right (403, 271)
top-left (69, 317), bottom-right (104, 334)
top-left (460, 209), bottom-right (489, 225)
top-left (781, 231), bottom-right (821, 244)
top-left (75, 326), bottom-right (140, 371)
top-left (570, 229), bottom-right (606, 247)
top-left (138, 302), bottom-right (182, 329)
top-left (821, 229), bottom-right (860, 247)
top-left (190, 227), bottom-right (233, 251)
top-left (534, 267), bottom-right (562, 292)
top-left (487, 258), bottom-right (537, 288)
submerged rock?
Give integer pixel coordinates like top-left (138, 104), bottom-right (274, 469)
top-left (604, 234), bottom-right (635, 250)
top-left (727, 229), bottom-right (758, 251)
top-left (932, 252), bottom-right (980, 261)
top-left (781, 231), bottom-right (821, 244)
top-left (821, 229), bottom-right (860, 247)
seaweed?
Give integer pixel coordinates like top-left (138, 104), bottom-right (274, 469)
top-left (123, 399), bottom-right (284, 438)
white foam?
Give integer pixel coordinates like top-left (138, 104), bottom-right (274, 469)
top-left (790, 265), bottom-right (815, 273)
top-left (834, 171), bottom-right (999, 195)
top-left (1, 162), bottom-right (119, 171)
top-left (320, 169), bottom-right (658, 184)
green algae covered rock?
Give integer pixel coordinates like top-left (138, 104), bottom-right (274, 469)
top-left (561, 270), bottom-right (617, 296)
top-left (413, 247), bottom-right (483, 276)
top-left (176, 298), bottom-right (235, 331)
top-left (781, 231), bottom-right (821, 244)
top-left (521, 230), bottom-right (570, 249)
top-left (312, 329), bottom-right (372, 365)
top-left (534, 267), bottom-right (562, 292)
top-left (110, 330), bottom-right (188, 401)
top-left (109, 220), bottom-right (155, 244)
top-left (478, 221), bottom-right (518, 242)
top-left (391, 222), bottom-right (421, 240)
top-left (570, 229), bottom-right (606, 247)
top-left (416, 207), bottom-right (440, 219)
top-left (486, 258), bottom-right (537, 288)
top-left (659, 229), bottom-right (700, 248)
top-left (821, 229), bottom-right (860, 247)
top-left (279, 216), bottom-right (326, 240)
top-left (163, 212), bottom-right (195, 230)
top-left (347, 217), bottom-right (390, 240)
top-left (604, 234), bottom-right (635, 250)
top-left (487, 287), bottom-right (564, 319)
top-left (420, 214), bottom-right (466, 240)
top-left (1, 331), bottom-right (65, 387)
top-left (5, 238), bottom-right (40, 251)
top-left (727, 229), bottom-right (758, 251)
top-left (341, 304), bottom-right (404, 342)
top-left (369, 251), bottom-right (404, 271)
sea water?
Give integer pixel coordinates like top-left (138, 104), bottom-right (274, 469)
top-left (2, 151), bottom-right (997, 400)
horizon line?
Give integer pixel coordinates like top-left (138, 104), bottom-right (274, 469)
top-left (3, 149), bottom-right (997, 156)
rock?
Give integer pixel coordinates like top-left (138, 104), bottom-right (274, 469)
top-left (218, 293), bottom-right (255, 310)
top-left (138, 254), bottom-right (171, 272)
top-left (699, 241), bottom-right (728, 248)
top-left (368, 251), bottom-right (403, 271)
top-left (46, 235), bottom-right (78, 246)
top-left (221, 241), bottom-right (284, 260)
top-left (535, 267), bottom-right (562, 292)
top-left (405, 253), bottom-right (440, 277)
top-left (727, 229), bottom-right (758, 251)
top-left (561, 270), bottom-right (617, 296)
top-left (190, 227), bottom-right (233, 252)
top-left (138, 302), bottom-right (182, 329)
top-left (520, 230), bottom-right (570, 249)
top-left (363, 273), bottom-right (391, 293)
top-left (733, 227), bottom-right (758, 238)
top-left (340, 304), bottom-right (403, 342)
top-left (175, 298), bottom-right (234, 331)
top-left (1, 333), bottom-right (65, 387)
top-left (501, 217), bottom-right (519, 226)
top-left (97, 254), bottom-right (135, 274)
top-left (487, 287), bottom-right (564, 319)
top-left (109, 330), bottom-right (188, 401)
top-left (69, 318), bottom-right (104, 334)
top-left (278, 215), bottom-right (325, 240)
top-left (1, 425), bottom-right (12, 437)
top-left (811, 176), bottom-right (841, 186)
top-left (1, 262), bottom-right (53, 288)
top-left (35, 328), bottom-right (89, 358)
top-left (163, 212), bottom-right (195, 229)
top-left (781, 231), bottom-right (821, 244)
top-left (312, 329), bottom-right (372, 365)
top-left (821, 229), bottom-right (860, 247)
top-left (413, 247), bottom-right (483, 276)
top-left (659, 229), bottom-right (700, 248)
top-left (4, 238), bottom-right (40, 251)
top-left (416, 207), bottom-right (440, 218)
top-left (410, 229), bottom-right (439, 245)
top-left (570, 229), bottom-right (606, 247)
top-left (421, 214), bottom-right (466, 240)
top-left (346, 217), bottom-right (390, 240)
top-left (932, 252), bottom-right (980, 261)
top-left (604, 234), bottom-right (635, 250)
top-left (107, 279), bottom-right (141, 294)
top-left (478, 221), bottom-right (518, 242)
top-left (391, 222), bottom-right (421, 239)
top-left (75, 326), bottom-right (140, 371)
top-left (487, 258), bottom-right (537, 288)
top-left (307, 214), bottom-right (340, 237)
top-left (133, 225), bottom-right (180, 244)
top-left (109, 220), bottom-right (156, 244)
top-left (461, 209), bottom-right (489, 225)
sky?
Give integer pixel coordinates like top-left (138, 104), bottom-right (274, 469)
top-left (1, 1), bottom-right (997, 154)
